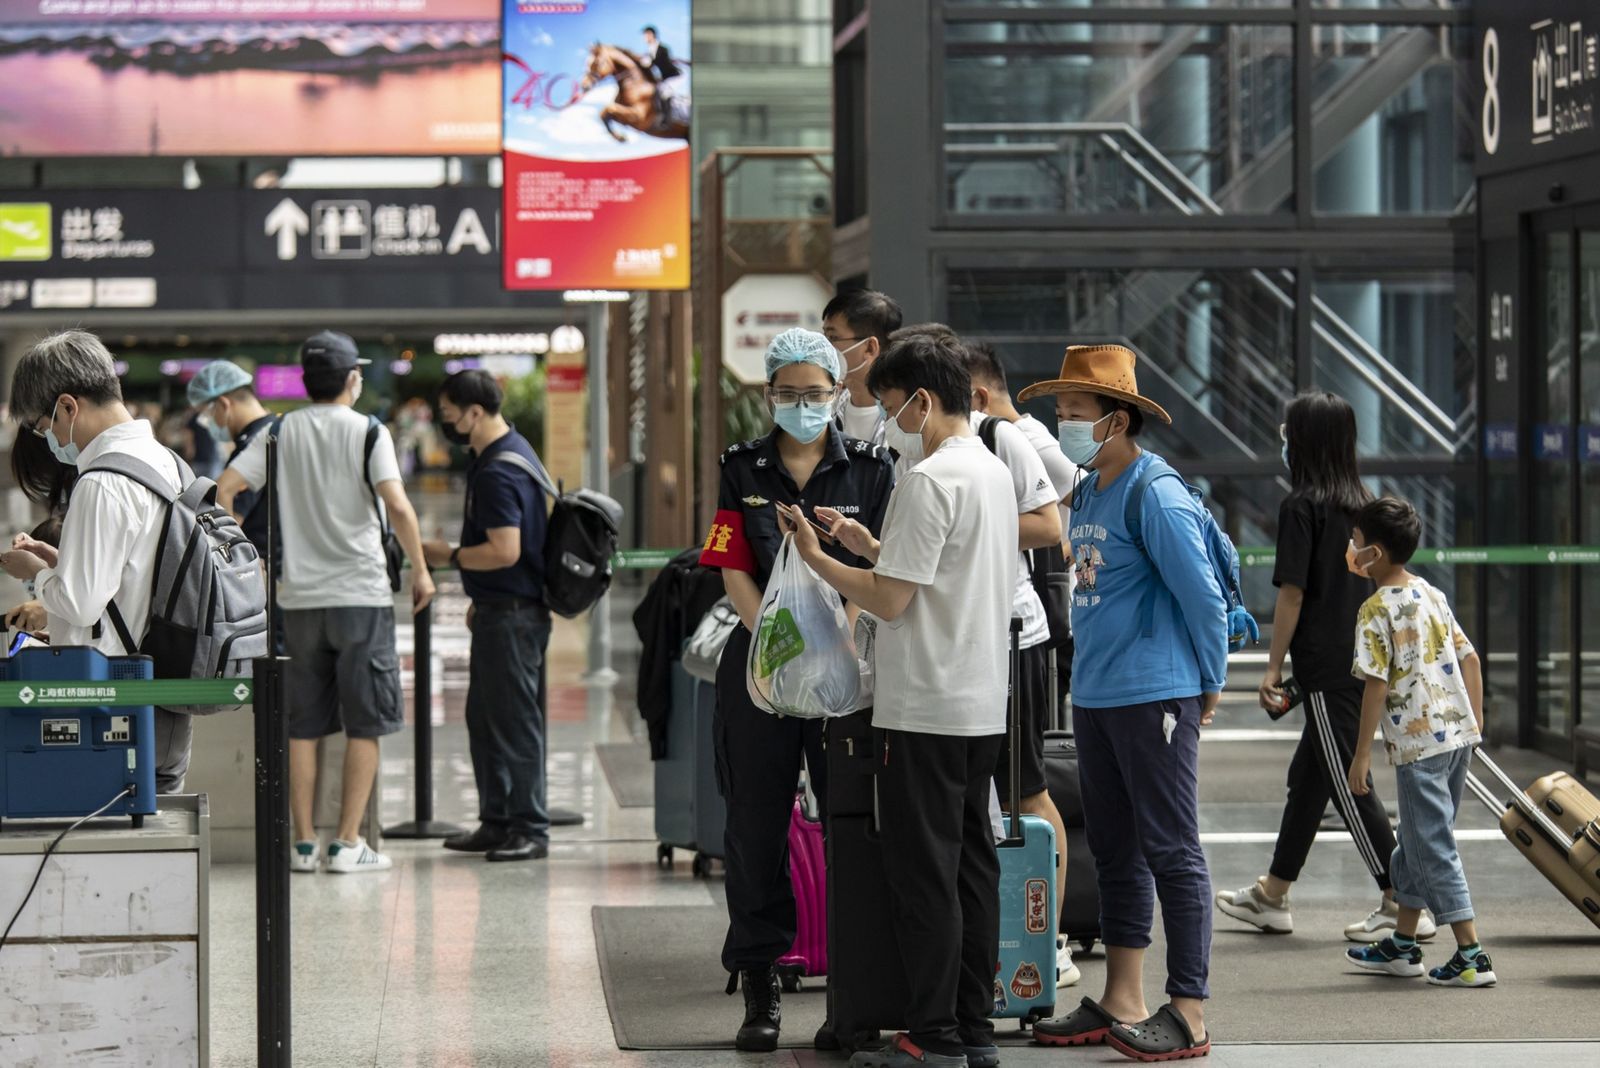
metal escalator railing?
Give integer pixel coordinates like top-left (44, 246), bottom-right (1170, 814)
top-left (946, 119), bottom-right (1460, 458)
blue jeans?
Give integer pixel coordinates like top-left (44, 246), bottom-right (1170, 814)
top-left (1390, 746), bottom-right (1475, 925)
top-left (1074, 697), bottom-right (1213, 1001)
top-left (465, 602), bottom-right (552, 842)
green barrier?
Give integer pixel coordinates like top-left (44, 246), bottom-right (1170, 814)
top-left (1237, 546), bottom-right (1600, 568)
top-left (617, 546), bottom-right (1600, 571)
top-left (0, 678), bottom-right (253, 708)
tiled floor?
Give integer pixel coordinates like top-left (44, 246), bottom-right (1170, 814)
top-left (206, 586), bottom-right (1600, 1066)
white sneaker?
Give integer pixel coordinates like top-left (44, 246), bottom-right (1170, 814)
top-left (1056, 940), bottom-right (1082, 988)
top-left (1214, 880), bottom-right (1293, 934)
top-left (325, 837), bottom-right (393, 874)
top-left (1344, 898), bottom-right (1438, 942)
top-left (290, 839), bottom-right (320, 874)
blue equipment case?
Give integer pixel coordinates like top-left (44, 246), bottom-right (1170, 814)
top-left (0, 646), bottom-right (158, 828)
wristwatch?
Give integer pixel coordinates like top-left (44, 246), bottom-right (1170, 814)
top-left (449, 547), bottom-right (461, 569)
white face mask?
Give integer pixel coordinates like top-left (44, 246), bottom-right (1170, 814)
top-left (350, 374), bottom-right (363, 403)
top-left (838, 337), bottom-right (870, 378)
top-left (881, 392), bottom-right (929, 464)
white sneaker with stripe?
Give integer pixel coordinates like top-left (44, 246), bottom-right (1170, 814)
top-left (325, 837), bottom-right (393, 874)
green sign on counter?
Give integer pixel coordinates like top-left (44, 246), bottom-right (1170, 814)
top-left (0, 678), bottom-right (253, 708)
top-left (1237, 545), bottom-right (1600, 569)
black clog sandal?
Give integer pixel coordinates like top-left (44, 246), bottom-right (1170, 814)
top-left (1107, 1004), bottom-right (1211, 1062)
top-left (1032, 996), bottom-right (1119, 1047)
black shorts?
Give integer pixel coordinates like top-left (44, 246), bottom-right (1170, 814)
top-left (284, 606), bottom-right (404, 740)
top-left (996, 641), bottom-right (1051, 802)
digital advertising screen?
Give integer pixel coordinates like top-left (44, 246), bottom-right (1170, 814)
top-left (501, 0), bottom-right (690, 291)
top-left (0, 1), bottom-right (501, 156)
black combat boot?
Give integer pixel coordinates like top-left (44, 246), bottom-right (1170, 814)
top-left (726, 966), bottom-right (781, 1052)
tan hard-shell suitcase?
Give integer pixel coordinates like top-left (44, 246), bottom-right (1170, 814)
top-left (1467, 755), bottom-right (1600, 930)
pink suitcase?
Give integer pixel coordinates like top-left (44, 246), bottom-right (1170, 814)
top-left (776, 796), bottom-right (827, 991)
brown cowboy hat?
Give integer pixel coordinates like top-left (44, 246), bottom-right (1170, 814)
top-left (1017, 344), bottom-right (1172, 425)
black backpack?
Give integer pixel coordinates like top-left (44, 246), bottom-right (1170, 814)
top-left (486, 451), bottom-right (624, 618)
top-left (978, 416), bottom-right (1072, 650)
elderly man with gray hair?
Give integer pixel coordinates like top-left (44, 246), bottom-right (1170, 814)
top-left (0, 329), bottom-right (195, 790)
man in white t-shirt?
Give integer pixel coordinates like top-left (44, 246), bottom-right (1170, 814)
top-left (1, 330), bottom-right (196, 791)
top-left (218, 331), bottom-right (434, 876)
top-left (965, 340), bottom-right (1083, 986)
top-left (823, 288), bottom-right (903, 446)
top-left (785, 331), bottom-right (1017, 1068)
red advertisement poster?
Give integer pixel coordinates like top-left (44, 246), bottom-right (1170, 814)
top-left (500, 0), bottom-right (690, 291)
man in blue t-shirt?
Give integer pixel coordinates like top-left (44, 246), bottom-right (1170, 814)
top-left (1020, 345), bottom-right (1225, 1062)
top-left (423, 370), bottom-right (551, 862)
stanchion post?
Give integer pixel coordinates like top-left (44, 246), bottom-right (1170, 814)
top-left (253, 655), bottom-right (290, 1068)
top-left (384, 599), bottom-right (465, 839)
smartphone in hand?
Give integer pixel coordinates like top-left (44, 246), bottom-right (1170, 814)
top-left (1266, 677), bottom-right (1305, 721)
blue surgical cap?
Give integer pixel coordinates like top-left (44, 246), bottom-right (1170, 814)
top-left (765, 328), bottom-right (841, 383)
top-left (187, 360), bottom-right (254, 408)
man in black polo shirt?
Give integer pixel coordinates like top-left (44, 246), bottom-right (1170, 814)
top-left (188, 360), bottom-right (276, 555)
top-left (423, 370), bottom-right (552, 862)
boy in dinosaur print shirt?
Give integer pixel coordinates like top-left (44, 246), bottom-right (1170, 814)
top-left (1344, 497), bottom-right (1494, 988)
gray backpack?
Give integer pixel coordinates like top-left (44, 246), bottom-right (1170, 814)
top-left (84, 452), bottom-right (270, 715)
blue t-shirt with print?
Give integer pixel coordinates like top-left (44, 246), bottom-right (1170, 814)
top-left (1068, 451), bottom-right (1229, 708)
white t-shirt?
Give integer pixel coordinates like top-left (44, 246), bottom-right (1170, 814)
top-left (233, 404), bottom-right (402, 611)
top-left (1013, 413), bottom-right (1080, 617)
top-left (873, 436), bottom-right (1019, 737)
top-left (972, 412), bottom-right (1057, 650)
top-left (36, 421), bottom-right (182, 655)
top-left (840, 401), bottom-right (885, 445)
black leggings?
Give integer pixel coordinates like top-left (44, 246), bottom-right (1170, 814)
top-left (1269, 686), bottom-right (1396, 892)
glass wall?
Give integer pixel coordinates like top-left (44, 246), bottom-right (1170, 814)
top-left (945, 22), bottom-right (1295, 217)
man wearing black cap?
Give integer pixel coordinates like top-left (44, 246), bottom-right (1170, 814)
top-left (219, 330), bottom-right (435, 875)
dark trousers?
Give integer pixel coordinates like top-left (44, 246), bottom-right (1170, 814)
top-left (465, 602), bottom-right (552, 841)
top-left (1075, 697), bottom-right (1212, 1001)
top-left (714, 626), bottom-right (829, 972)
top-left (878, 728), bottom-right (1003, 1057)
top-left (1269, 687), bottom-right (1396, 891)
top-left (154, 709), bottom-right (193, 793)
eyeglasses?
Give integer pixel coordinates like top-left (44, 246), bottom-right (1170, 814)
top-left (26, 413), bottom-right (51, 439)
top-left (768, 388), bottom-right (837, 407)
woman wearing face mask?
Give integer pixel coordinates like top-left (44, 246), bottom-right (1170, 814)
top-left (697, 328), bottom-right (895, 1053)
top-left (1215, 391), bottom-right (1431, 945)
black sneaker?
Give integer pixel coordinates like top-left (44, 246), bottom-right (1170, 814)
top-left (1346, 936), bottom-right (1424, 978)
top-left (1427, 948), bottom-right (1497, 988)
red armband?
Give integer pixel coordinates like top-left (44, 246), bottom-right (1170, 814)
top-left (700, 509), bottom-right (756, 573)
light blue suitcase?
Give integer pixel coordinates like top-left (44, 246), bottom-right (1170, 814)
top-left (993, 621), bottom-right (1058, 1027)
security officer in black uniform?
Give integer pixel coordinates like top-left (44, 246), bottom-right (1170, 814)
top-left (699, 328), bottom-right (894, 1053)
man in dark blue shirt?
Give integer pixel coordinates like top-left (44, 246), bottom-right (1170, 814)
top-left (423, 370), bottom-right (551, 862)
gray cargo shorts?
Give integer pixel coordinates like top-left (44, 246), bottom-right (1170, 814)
top-left (283, 606), bottom-right (403, 740)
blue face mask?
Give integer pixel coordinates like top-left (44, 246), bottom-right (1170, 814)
top-left (1281, 442), bottom-right (1290, 471)
top-left (201, 410), bottom-right (232, 445)
top-left (773, 401), bottom-right (831, 444)
top-left (1057, 411), bottom-right (1114, 467)
top-left (45, 399), bottom-right (80, 466)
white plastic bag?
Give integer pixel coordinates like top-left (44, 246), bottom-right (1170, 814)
top-left (746, 533), bottom-right (859, 718)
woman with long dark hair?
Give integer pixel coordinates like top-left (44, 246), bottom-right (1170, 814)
top-left (1214, 392), bottom-right (1436, 943)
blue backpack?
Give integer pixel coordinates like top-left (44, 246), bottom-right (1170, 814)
top-left (1120, 457), bottom-right (1259, 653)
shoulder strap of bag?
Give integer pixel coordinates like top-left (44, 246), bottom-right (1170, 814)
top-left (362, 415), bottom-right (392, 533)
top-left (978, 415), bottom-right (1002, 455)
top-left (1121, 457), bottom-right (1187, 639)
top-left (487, 449), bottom-right (559, 500)
top-left (85, 449), bottom-right (187, 657)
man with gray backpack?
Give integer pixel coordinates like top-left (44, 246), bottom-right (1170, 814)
top-left (219, 330), bottom-right (434, 875)
top-left (2, 330), bottom-right (268, 792)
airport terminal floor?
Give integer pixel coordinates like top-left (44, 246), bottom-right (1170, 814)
top-left (200, 561), bottom-right (1600, 1066)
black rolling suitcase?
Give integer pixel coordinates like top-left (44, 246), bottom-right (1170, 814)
top-left (1044, 648), bottom-right (1100, 952)
top-left (824, 709), bottom-right (903, 1050)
